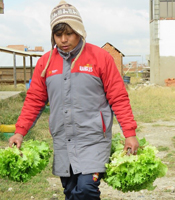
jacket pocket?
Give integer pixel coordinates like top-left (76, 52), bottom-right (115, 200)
top-left (100, 111), bottom-right (106, 137)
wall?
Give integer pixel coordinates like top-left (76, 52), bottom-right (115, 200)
top-left (0, 67), bottom-right (34, 83)
top-left (7, 45), bottom-right (27, 51)
top-left (150, 20), bottom-right (161, 85)
top-left (150, 20), bottom-right (175, 85)
top-left (150, 0), bottom-right (175, 86)
top-left (102, 43), bottom-right (123, 76)
top-left (159, 20), bottom-right (175, 56)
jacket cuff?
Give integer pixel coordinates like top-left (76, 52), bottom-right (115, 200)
top-left (15, 126), bottom-right (28, 136)
top-left (123, 129), bottom-right (136, 138)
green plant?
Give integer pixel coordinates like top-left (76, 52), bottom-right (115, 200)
top-left (0, 140), bottom-right (52, 182)
top-left (104, 133), bottom-right (168, 192)
top-left (157, 146), bottom-right (169, 151)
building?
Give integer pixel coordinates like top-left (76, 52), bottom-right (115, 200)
top-left (149, 0), bottom-right (175, 85)
top-left (7, 45), bottom-right (28, 51)
top-left (101, 42), bottom-right (125, 76)
top-left (0, 46), bottom-right (44, 86)
top-left (7, 45), bottom-right (44, 52)
top-left (0, 0), bottom-right (4, 14)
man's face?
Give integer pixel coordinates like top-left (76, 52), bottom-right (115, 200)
top-left (54, 27), bottom-right (80, 53)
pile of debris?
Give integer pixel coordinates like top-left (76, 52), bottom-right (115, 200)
top-left (164, 78), bottom-right (175, 87)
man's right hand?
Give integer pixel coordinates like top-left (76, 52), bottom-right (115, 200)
top-left (9, 133), bottom-right (23, 148)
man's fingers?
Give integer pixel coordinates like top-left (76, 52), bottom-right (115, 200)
top-left (9, 141), bottom-right (14, 147)
top-left (9, 134), bottom-right (23, 149)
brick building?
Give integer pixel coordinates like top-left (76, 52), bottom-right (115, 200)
top-left (7, 45), bottom-right (28, 51)
top-left (101, 42), bottom-right (125, 76)
top-left (0, 0), bottom-right (4, 14)
top-left (7, 45), bottom-right (44, 52)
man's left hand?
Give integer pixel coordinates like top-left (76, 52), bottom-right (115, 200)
top-left (124, 136), bottom-right (139, 155)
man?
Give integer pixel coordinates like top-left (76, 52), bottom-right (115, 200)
top-left (9, 1), bottom-right (139, 199)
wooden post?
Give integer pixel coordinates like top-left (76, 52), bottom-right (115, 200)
top-left (13, 52), bottom-right (17, 88)
top-left (23, 56), bottom-right (26, 84)
top-left (30, 56), bottom-right (33, 79)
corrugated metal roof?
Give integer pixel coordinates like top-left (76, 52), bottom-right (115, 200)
top-left (0, 46), bottom-right (45, 67)
top-left (0, 52), bottom-right (40, 67)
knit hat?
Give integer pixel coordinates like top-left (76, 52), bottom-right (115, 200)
top-left (41, 0), bottom-right (86, 77)
top-left (50, 0), bottom-right (86, 47)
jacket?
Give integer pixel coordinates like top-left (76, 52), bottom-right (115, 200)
top-left (15, 43), bottom-right (137, 176)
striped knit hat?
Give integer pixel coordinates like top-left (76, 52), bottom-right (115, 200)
top-left (41, 0), bottom-right (86, 77)
top-left (50, 0), bottom-right (86, 48)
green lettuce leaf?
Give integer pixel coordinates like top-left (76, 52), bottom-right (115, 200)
top-left (0, 140), bottom-right (52, 182)
top-left (104, 133), bottom-right (168, 192)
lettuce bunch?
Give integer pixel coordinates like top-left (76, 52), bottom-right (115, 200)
top-left (0, 140), bottom-right (52, 182)
top-left (104, 133), bottom-right (168, 192)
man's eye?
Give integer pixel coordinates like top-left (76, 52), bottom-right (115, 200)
top-left (67, 32), bottom-right (73, 35)
top-left (55, 33), bottom-right (62, 37)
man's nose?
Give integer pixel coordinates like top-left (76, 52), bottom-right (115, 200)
top-left (61, 34), bottom-right (67, 42)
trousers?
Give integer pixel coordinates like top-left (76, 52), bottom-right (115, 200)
top-left (60, 166), bottom-right (104, 200)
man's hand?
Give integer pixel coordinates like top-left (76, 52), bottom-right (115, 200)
top-left (9, 133), bottom-right (23, 149)
top-left (124, 136), bottom-right (139, 155)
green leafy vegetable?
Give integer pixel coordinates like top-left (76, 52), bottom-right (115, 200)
top-left (104, 133), bottom-right (168, 192)
top-left (0, 140), bottom-right (52, 182)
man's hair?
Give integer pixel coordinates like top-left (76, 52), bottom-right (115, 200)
top-left (52, 23), bottom-right (73, 35)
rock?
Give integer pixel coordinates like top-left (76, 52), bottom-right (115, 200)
top-left (165, 186), bottom-right (175, 193)
top-left (8, 187), bottom-right (13, 191)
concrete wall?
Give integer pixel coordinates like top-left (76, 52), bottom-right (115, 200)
top-left (150, 20), bottom-right (161, 85)
top-left (150, 1), bottom-right (175, 86)
top-left (159, 20), bottom-right (175, 56)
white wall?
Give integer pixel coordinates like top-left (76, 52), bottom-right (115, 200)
top-left (159, 20), bottom-right (175, 56)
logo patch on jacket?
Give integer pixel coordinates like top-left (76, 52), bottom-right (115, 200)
top-left (49, 69), bottom-right (58, 75)
top-left (79, 64), bottom-right (93, 72)
top-left (92, 173), bottom-right (99, 182)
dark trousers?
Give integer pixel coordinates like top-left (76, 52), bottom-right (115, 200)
top-left (60, 167), bottom-right (104, 200)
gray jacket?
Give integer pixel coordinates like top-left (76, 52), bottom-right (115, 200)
top-left (15, 41), bottom-right (137, 177)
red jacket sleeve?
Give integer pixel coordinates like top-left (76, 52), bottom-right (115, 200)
top-left (101, 53), bottom-right (137, 138)
top-left (15, 55), bottom-right (49, 136)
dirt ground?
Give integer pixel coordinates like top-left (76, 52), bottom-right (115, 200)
top-left (47, 120), bottom-right (175, 200)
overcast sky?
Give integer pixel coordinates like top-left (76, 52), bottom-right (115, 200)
top-left (0, 0), bottom-right (150, 64)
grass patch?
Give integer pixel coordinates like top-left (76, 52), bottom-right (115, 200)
top-left (162, 147), bottom-right (175, 176)
top-left (128, 86), bottom-right (175, 123)
top-left (0, 83), bottom-right (27, 92)
top-left (0, 95), bottom-right (25, 125)
top-left (136, 124), bottom-right (143, 133)
top-left (152, 124), bottom-right (175, 128)
top-left (172, 136), bottom-right (175, 148)
top-left (157, 146), bottom-right (169, 151)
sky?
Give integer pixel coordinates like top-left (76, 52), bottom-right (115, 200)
top-left (0, 0), bottom-right (150, 64)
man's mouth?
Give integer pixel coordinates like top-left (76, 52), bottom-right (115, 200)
top-left (62, 45), bottom-right (69, 50)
